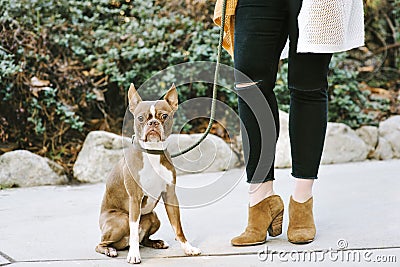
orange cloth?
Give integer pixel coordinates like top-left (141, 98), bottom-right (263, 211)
top-left (213, 0), bottom-right (237, 58)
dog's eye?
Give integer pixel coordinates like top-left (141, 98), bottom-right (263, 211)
top-left (137, 115), bottom-right (144, 122)
top-left (162, 114), bottom-right (168, 120)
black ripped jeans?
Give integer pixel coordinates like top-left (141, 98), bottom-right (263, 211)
top-left (234, 0), bottom-right (333, 183)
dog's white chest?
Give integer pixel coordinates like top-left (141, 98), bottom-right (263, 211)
top-left (138, 154), bottom-right (173, 208)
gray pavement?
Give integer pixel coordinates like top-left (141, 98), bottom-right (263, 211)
top-left (1, 159), bottom-right (399, 266)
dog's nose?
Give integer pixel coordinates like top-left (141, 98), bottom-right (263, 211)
top-left (147, 120), bottom-right (159, 126)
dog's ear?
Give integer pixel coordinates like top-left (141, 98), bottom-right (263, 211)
top-left (164, 83), bottom-right (178, 111)
top-left (128, 83), bottom-right (142, 114)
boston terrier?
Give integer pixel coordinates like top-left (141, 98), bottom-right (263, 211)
top-left (95, 83), bottom-right (201, 264)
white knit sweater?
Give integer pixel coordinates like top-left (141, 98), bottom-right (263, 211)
top-left (281, 0), bottom-right (365, 58)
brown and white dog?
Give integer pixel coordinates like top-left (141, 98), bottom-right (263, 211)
top-left (95, 83), bottom-right (201, 264)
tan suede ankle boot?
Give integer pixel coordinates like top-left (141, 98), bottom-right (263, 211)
top-left (287, 196), bottom-right (316, 244)
top-left (231, 195), bottom-right (284, 246)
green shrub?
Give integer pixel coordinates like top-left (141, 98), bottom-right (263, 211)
top-left (327, 53), bottom-right (390, 128)
top-left (0, 0), bottom-right (397, 175)
top-left (0, 0), bottom-right (233, 173)
top-left (275, 61), bottom-right (290, 113)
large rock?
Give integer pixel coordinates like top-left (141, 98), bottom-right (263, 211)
top-left (371, 137), bottom-right (394, 160)
top-left (0, 150), bottom-right (68, 187)
top-left (73, 131), bottom-right (239, 183)
top-left (168, 134), bottom-right (239, 174)
top-left (378, 116), bottom-right (400, 158)
top-left (355, 125), bottom-right (379, 158)
top-left (322, 123), bottom-right (369, 164)
top-left (73, 131), bottom-right (131, 183)
top-left (275, 110), bottom-right (291, 168)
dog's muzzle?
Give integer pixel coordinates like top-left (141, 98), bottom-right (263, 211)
top-left (143, 119), bottom-right (164, 142)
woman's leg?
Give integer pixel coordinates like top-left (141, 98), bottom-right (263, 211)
top-left (230, 0), bottom-right (288, 246)
top-left (234, 0), bottom-right (288, 205)
top-left (286, 0), bottom-right (333, 244)
top-left (288, 54), bottom-right (332, 183)
top-left (287, 54), bottom-right (333, 244)
top-left (287, 0), bottom-right (332, 199)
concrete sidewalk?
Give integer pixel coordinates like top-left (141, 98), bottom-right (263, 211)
top-left (1, 159), bottom-right (399, 266)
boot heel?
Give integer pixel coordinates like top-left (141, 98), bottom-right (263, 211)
top-left (231, 195), bottom-right (284, 246)
top-left (268, 210), bottom-right (283, 237)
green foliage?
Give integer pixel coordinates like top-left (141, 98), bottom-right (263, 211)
top-left (0, 51), bottom-right (20, 101)
top-left (364, 0), bottom-right (399, 68)
top-left (275, 61), bottom-right (290, 113)
top-left (328, 53), bottom-right (391, 128)
top-left (0, 0), bottom-right (398, 173)
top-left (0, 0), bottom-right (233, 164)
top-left (0, 184), bottom-right (17, 190)
top-left (328, 54), bottom-right (371, 128)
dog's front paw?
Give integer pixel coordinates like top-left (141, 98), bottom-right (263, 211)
top-left (185, 246), bottom-right (201, 256)
top-left (106, 247), bottom-right (118, 257)
top-left (181, 242), bottom-right (201, 256)
top-left (127, 251), bottom-right (141, 264)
